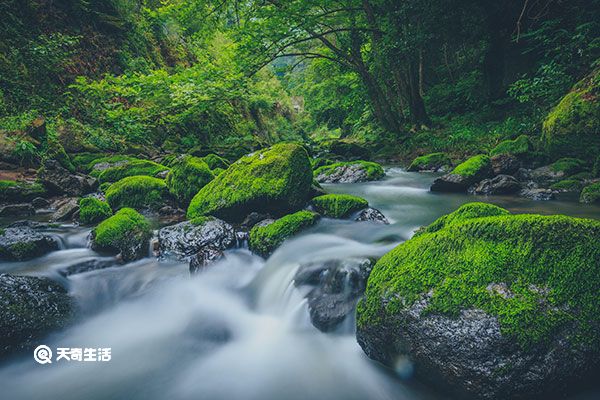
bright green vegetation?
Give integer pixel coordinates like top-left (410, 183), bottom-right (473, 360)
top-left (452, 154), bottom-right (491, 177)
top-left (550, 158), bottom-right (588, 175)
top-left (187, 143), bottom-right (313, 222)
top-left (202, 154), bottom-right (230, 170)
top-left (0, 180), bottom-right (45, 202)
top-left (416, 202), bottom-right (509, 236)
top-left (313, 161), bottom-right (384, 180)
top-left (78, 197), bottom-right (113, 225)
top-left (358, 202), bottom-right (600, 349)
top-left (580, 182), bottom-right (600, 203)
top-left (311, 194), bottom-right (368, 218)
top-left (105, 176), bottom-right (170, 211)
top-left (311, 157), bottom-right (334, 170)
top-left (166, 156), bottom-right (214, 206)
top-left (84, 155), bottom-right (136, 173)
top-left (489, 135), bottom-right (532, 157)
top-left (542, 71), bottom-right (600, 162)
top-left (550, 179), bottom-right (583, 192)
top-left (407, 152), bottom-right (451, 171)
top-left (212, 167), bottom-right (225, 176)
top-left (96, 160), bottom-right (168, 183)
top-left (93, 208), bottom-right (151, 259)
top-left (248, 210), bottom-right (319, 256)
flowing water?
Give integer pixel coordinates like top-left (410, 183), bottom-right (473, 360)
top-left (1, 168), bottom-right (600, 400)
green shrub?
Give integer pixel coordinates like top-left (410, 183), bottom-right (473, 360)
top-left (78, 197), bottom-right (113, 225)
top-left (105, 176), bottom-right (170, 211)
top-left (311, 194), bottom-right (368, 218)
top-left (166, 156), bottom-right (214, 206)
top-left (249, 211), bottom-right (319, 256)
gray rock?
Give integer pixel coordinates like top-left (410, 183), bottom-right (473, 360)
top-left (189, 247), bottom-right (225, 274)
top-left (295, 258), bottom-right (373, 331)
top-left (0, 226), bottom-right (59, 261)
top-left (0, 203), bottom-right (35, 217)
top-left (0, 273), bottom-right (73, 356)
top-left (51, 197), bottom-right (79, 222)
top-left (59, 258), bottom-right (117, 277)
top-left (430, 173), bottom-right (472, 193)
top-left (155, 169), bottom-right (170, 179)
top-left (38, 160), bottom-right (98, 196)
top-left (316, 163), bottom-right (380, 183)
top-left (470, 175), bottom-right (521, 195)
top-left (527, 165), bottom-right (566, 186)
top-left (31, 197), bottom-right (50, 209)
top-left (353, 207), bottom-right (389, 224)
top-left (520, 188), bottom-right (555, 201)
top-left (491, 154), bottom-right (521, 176)
top-left (158, 218), bottom-right (235, 261)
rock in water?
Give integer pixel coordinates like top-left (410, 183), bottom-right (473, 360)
top-left (158, 217), bottom-right (235, 261)
top-left (470, 174), bottom-right (521, 195)
top-left (430, 155), bottom-right (492, 193)
top-left (248, 211), bottom-right (319, 257)
top-left (353, 207), bottom-right (389, 224)
top-left (314, 161), bottom-right (384, 183)
top-left (189, 247), bottom-right (225, 274)
top-left (91, 208), bottom-right (152, 262)
top-left (0, 226), bottom-right (59, 261)
top-left (0, 274), bottom-right (73, 356)
top-left (38, 160), bottom-right (97, 196)
top-left (356, 202), bottom-right (600, 399)
top-left (187, 143), bottom-right (313, 222)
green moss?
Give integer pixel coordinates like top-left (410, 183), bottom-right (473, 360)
top-left (415, 202), bottom-right (509, 236)
top-left (187, 143), bottom-right (313, 222)
top-left (99, 182), bottom-right (112, 193)
top-left (202, 153), bottom-right (230, 170)
top-left (9, 241), bottom-right (37, 260)
top-left (542, 70), bottom-right (600, 161)
top-left (568, 171), bottom-right (593, 181)
top-left (489, 135), bottom-right (532, 157)
top-left (550, 179), bottom-right (583, 191)
top-left (311, 194), bottom-right (368, 218)
top-left (0, 180), bottom-right (46, 202)
top-left (407, 152), bottom-right (451, 171)
top-left (93, 208), bottom-right (151, 258)
top-left (452, 154), bottom-right (491, 177)
top-left (313, 160), bottom-right (384, 181)
top-left (550, 158), bottom-right (587, 175)
top-left (97, 159), bottom-right (168, 183)
top-left (580, 182), bottom-right (600, 203)
top-left (87, 155), bottom-right (136, 174)
top-left (249, 211), bottom-right (319, 256)
top-left (105, 176), bottom-right (170, 211)
top-left (212, 167), bottom-right (225, 176)
top-left (44, 136), bottom-right (75, 172)
top-left (311, 157), bottom-right (334, 170)
top-left (357, 203), bottom-right (600, 349)
top-left (166, 156), bottom-right (214, 206)
top-left (78, 197), bottom-right (113, 225)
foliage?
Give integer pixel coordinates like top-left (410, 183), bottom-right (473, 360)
top-left (248, 210), bottom-right (319, 256)
top-left (311, 194), bottom-right (368, 219)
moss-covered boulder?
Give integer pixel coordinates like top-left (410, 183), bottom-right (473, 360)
top-left (550, 179), bottom-right (584, 192)
top-left (105, 176), bottom-right (171, 211)
top-left (430, 154), bottom-right (492, 192)
top-left (0, 273), bottom-right (73, 356)
top-left (542, 70), bottom-right (600, 161)
top-left (85, 154), bottom-right (135, 174)
top-left (0, 180), bottom-right (46, 203)
top-left (166, 156), bottom-right (214, 206)
top-left (249, 211), bottom-right (319, 257)
top-left (311, 194), bottom-right (368, 218)
top-left (96, 159), bottom-right (168, 183)
top-left (92, 208), bottom-right (152, 261)
top-left (357, 203), bottom-right (600, 399)
top-left (187, 143), bottom-right (313, 222)
top-left (489, 135), bottom-right (533, 158)
top-left (407, 152), bottom-right (451, 172)
top-left (314, 161), bottom-right (384, 183)
top-left (580, 182), bottom-right (600, 203)
top-left (202, 153), bottom-right (230, 170)
top-left (78, 197), bottom-right (113, 225)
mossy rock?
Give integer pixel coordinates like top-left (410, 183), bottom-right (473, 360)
top-left (311, 194), bottom-right (368, 218)
top-left (202, 153), bottom-right (230, 170)
top-left (96, 159), bottom-right (168, 183)
top-left (249, 211), bottom-right (319, 257)
top-left (542, 70), bottom-right (600, 162)
top-left (43, 136), bottom-right (75, 172)
top-left (166, 156), bottom-right (214, 206)
top-left (357, 202), bottom-right (600, 398)
top-left (311, 157), bottom-right (335, 170)
top-left (452, 154), bottom-right (492, 178)
top-left (0, 180), bottom-right (46, 203)
top-left (407, 152), bottom-right (451, 172)
top-left (92, 208), bottom-right (152, 262)
top-left (71, 152), bottom-right (105, 172)
top-left (550, 179), bottom-right (583, 192)
top-left (489, 135), bottom-right (533, 157)
top-left (86, 155), bottom-right (136, 174)
top-left (187, 143), bottom-right (313, 222)
top-left (105, 176), bottom-right (171, 211)
top-left (78, 197), bottom-right (113, 225)
top-left (580, 182), bottom-right (600, 203)
top-left (212, 167), bottom-right (225, 176)
top-left (549, 158), bottom-right (588, 175)
top-left (314, 161), bottom-right (384, 183)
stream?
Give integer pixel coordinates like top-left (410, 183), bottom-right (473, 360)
top-left (1, 167), bottom-right (599, 400)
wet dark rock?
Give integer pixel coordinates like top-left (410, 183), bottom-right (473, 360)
top-left (155, 169), bottom-right (170, 179)
top-left (315, 162), bottom-right (383, 184)
top-left (0, 273), bottom-right (73, 356)
top-left (527, 165), bottom-right (566, 186)
top-left (294, 258), bottom-right (373, 332)
top-left (470, 175), bottom-right (521, 195)
top-left (353, 207), bottom-right (389, 224)
top-left (430, 173), bottom-right (472, 193)
top-left (491, 154), bottom-right (521, 176)
top-left (241, 212), bottom-right (273, 230)
top-left (158, 218), bottom-right (235, 261)
top-left (31, 197), bottom-right (50, 209)
top-left (59, 258), bottom-right (117, 277)
top-left (520, 188), bottom-right (555, 201)
top-left (0, 226), bottom-right (59, 261)
top-left (0, 203), bottom-right (35, 217)
top-left (50, 197), bottom-right (79, 222)
top-left (38, 160), bottom-right (98, 196)
top-left (189, 247), bottom-right (225, 273)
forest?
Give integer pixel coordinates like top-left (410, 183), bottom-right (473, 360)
top-left (0, 1), bottom-right (599, 400)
